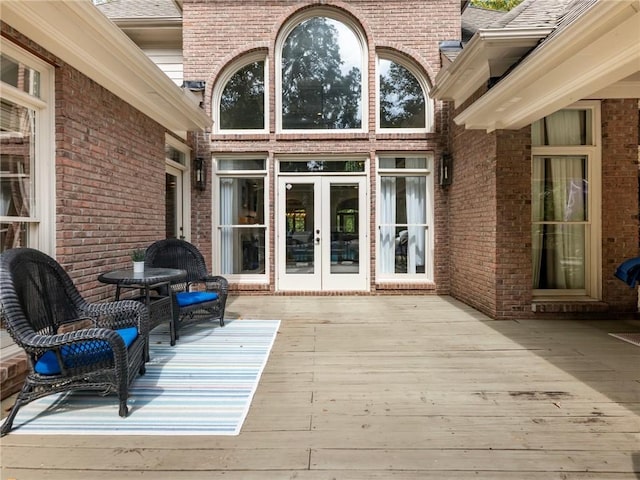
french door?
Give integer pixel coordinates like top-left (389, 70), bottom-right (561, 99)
top-left (277, 176), bottom-right (368, 291)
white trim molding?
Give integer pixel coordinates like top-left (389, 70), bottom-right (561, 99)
top-left (433, 0), bottom-right (640, 132)
top-left (2, 0), bottom-right (212, 138)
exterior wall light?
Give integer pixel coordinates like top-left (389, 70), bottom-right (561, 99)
top-left (440, 153), bottom-right (452, 186)
top-left (194, 157), bottom-right (207, 191)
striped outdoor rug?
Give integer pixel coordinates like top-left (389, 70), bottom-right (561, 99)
top-left (3, 319), bottom-right (280, 435)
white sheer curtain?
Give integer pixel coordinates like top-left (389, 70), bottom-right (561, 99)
top-left (405, 159), bottom-right (425, 274)
top-left (532, 110), bottom-right (586, 289)
top-left (220, 178), bottom-right (237, 274)
top-left (380, 177), bottom-right (396, 273)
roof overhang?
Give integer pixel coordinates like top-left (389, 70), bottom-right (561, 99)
top-left (1, 0), bottom-right (211, 138)
top-left (433, 0), bottom-right (640, 132)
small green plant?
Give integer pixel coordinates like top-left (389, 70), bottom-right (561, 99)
top-left (131, 249), bottom-right (146, 262)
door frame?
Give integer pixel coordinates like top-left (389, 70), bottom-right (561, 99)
top-left (276, 175), bottom-right (369, 292)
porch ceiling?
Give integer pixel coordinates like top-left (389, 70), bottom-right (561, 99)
top-left (434, 0), bottom-right (640, 132)
top-left (2, 0), bottom-right (211, 138)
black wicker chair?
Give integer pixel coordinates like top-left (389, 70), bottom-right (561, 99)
top-left (0, 248), bottom-right (149, 436)
top-left (145, 239), bottom-right (228, 345)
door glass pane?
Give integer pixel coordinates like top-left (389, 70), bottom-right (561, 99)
top-left (285, 183), bottom-right (315, 274)
top-left (165, 172), bottom-right (178, 238)
top-left (330, 183), bottom-right (359, 274)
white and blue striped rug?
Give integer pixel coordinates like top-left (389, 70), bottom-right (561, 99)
top-left (3, 319), bottom-right (280, 435)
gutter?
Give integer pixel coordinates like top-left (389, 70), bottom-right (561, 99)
top-left (431, 27), bottom-right (552, 106)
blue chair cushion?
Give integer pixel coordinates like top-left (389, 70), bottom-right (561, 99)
top-left (175, 291), bottom-right (218, 307)
top-left (35, 326), bottom-right (139, 375)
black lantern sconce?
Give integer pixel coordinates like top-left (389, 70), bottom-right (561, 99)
top-left (194, 157), bottom-right (207, 191)
top-left (439, 153), bottom-right (452, 186)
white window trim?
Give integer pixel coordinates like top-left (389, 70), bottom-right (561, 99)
top-left (531, 100), bottom-right (602, 300)
top-left (275, 8), bottom-right (369, 135)
top-left (212, 154), bottom-right (270, 282)
top-left (375, 152), bottom-right (435, 283)
top-left (165, 134), bottom-right (192, 241)
top-left (1, 42), bottom-right (55, 256)
top-left (213, 52), bottom-right (269, 135)
top-left (376, 53), bottom-right (434, 134)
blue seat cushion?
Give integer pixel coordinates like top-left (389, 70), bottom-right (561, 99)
top-left (175, 291), bottom-right (218, 307)
top-left (35, 326), bottom-right (139, 375)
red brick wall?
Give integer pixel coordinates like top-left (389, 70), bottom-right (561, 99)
top-left (449, 110), bottom-right (499, 317)
top-left (495, 127), bottom-right (533, 319)
top-left (183, 0), bottom-right (458, 293)
top-left (2, 24), bottom-right (169, 303)
top-left (449, 96), bottom-right (639, 319)
top-left (601, 99), bottom-right (639, 311)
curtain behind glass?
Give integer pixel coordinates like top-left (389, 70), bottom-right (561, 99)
top-left (379, 177), bottom-right (396, 273)
top-left (532, 110), bottom-right (587, 290)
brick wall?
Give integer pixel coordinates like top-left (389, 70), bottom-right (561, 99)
top-left (449, 110), bottom-right (499, 317)
top-left (55, 65), bottom-right (168, 303)
top-left (449, 95), bottom-right (640, 319)
top-left (182, 0), bottom-right (458, 293)
top-left (2, 24), bottom-right (169, 303)
top-left (601, 99), bottom-right (639, 312)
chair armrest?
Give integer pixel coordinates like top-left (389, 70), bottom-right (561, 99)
top-left (202, 275), bottom-right (229, 296)
top-left (18, 327), bottom-right (127, 358)
top-left (82, 300), bottom-right (150, 337)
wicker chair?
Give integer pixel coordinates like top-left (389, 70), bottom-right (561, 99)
top-left (0, 248), bottom-right (149, 436)
top-left (145, 239), bottom-right (228, 345)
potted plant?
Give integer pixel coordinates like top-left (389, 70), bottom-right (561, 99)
top-left (131, 248), bottom-right (146, 273)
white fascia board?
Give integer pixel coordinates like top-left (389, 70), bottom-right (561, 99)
top-left (454, 0), bottom-right (640, 132)
top-left (1, 0), bottom-right (211, 136)
top-left (431, 28), bottom-right (552, 107)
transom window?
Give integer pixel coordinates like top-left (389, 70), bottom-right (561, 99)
top-left (278, 13), bottom-right (366, 132)
top-left (531, 102), bottom-right (601, 298)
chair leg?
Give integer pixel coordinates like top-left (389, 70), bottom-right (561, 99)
top-left (1, 382), bottom-right (32, 436)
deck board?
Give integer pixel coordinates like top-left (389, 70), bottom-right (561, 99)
top-left (2, 295), bottom-right (640, 479)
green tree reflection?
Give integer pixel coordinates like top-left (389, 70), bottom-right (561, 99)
top-left (282, 17), bottom-right (362, 129)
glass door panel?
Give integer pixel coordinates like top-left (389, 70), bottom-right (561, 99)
top-left (278, 176), bottom-right (367, 291)
top-left (165, 165), bottom-right (183, 239)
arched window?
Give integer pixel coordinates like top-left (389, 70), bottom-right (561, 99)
top-left (377, 56), bottom-right (432, 132)
top-left (215, 54), bottom-right (267, 133)
top-left (278, 12), bottom-right (366, 132)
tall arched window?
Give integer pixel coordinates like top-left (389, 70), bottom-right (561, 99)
top-left (215, 54), bottom-right (267, 133)
top-left (377, 55), bottom-right (432, 132)
top-left (278, 12), bottom-right (366, 132)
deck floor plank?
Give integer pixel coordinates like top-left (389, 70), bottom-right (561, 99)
top-left (2, 295), bottom-right (640, 479)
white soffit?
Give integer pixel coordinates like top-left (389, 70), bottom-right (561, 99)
top-left (431, 28), bottom-right (552, 107)
top-left (454, 0), bottom-right (640, 132)
top-left (1, 0), bottom-right (211, 137)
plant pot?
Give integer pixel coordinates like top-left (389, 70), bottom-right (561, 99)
top-left (133, 261), bottom-right (145, 273)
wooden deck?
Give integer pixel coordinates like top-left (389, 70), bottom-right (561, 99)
top-left (2, 295), bottom-right (640, 479)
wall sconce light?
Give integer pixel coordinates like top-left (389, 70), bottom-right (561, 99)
top-left (440, 153), bottom-right (452, 186)
top-left (194, 157), bottom-right (207, 191)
